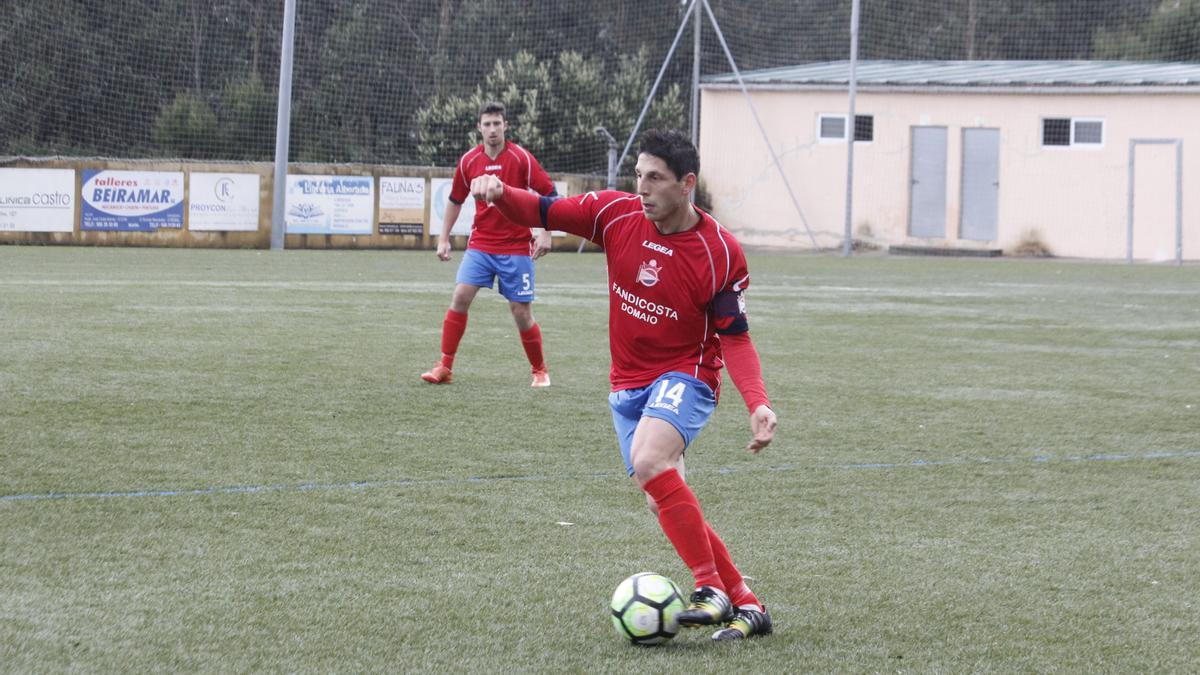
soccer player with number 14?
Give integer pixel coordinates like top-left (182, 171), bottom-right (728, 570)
top-left (471, 129), bottom-right (778, 640)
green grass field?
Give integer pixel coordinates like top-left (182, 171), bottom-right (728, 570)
top-left (2, 246), bottom-right (1198, 672)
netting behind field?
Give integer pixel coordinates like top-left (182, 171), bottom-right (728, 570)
top-left (4, 0), bottom-right (1196, 175)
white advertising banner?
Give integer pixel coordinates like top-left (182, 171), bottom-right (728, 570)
top-left (378, 177), bottom-right (425, 235)
top-left (429, 178), bottom-right (474, 237)
top-left (188, 173), bottom-right (261, 231)
top-left (429, 179), bottom-right (567, 237)
top-left (81, 170), bottom-right (184, 231)
top-left (285, 175), bottom-right (373, 235)
top-left (0, 168), bottom-right (75, 232)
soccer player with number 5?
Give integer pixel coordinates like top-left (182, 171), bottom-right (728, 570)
top-left (421, 101), bottom-right (557, 388)
top-left (471, 129), bottom-right (778, 640)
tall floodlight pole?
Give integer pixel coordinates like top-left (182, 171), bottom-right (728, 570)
top-left (690, 1), bottom-right (701, 204)
top-left (842, 0), bottom-right (861, 256)
top-left (269, 0), bottom-right (297, 251)
top-left (691, 1), bottom-right (701, 144)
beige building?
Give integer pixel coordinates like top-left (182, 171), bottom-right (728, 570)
top-left (700, 61), bottom-right (1200, 261)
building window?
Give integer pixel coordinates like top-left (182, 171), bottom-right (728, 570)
top-left (819, 114), bottom-right (873, 142)
top-left (1073, 119), bottom-right (1104, 145)
top-left (854, 115), bottom-right (874, 142)
top-left (1042, 117), bottom-right (1104, 147)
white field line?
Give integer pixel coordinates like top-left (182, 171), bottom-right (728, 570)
top-left (3, 449), bottom-right (1198, 503)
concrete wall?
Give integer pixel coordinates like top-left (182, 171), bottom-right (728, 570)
top-left (699, 87), bottom-right (1199, 260)
top-left (0, 157), bottom-right (604, 251)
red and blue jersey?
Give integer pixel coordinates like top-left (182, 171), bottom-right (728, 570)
top-left (540, 191), bottom-right (751, 394)
top-left (449, 142), bottom-right (555, 255)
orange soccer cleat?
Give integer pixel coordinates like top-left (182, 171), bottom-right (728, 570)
top-left (420, 364), bottom-right (453, 384)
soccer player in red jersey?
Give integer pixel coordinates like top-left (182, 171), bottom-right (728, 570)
top-left (421, 101), bottom-right (558, 388)
top-left (471, 129), bottom-right (778, 640)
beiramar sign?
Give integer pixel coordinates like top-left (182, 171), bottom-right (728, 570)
top-left (81, 170), bottom-right (184, 231)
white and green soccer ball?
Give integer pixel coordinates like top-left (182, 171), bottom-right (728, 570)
top-left (609, 572), bottom-right (686, 645)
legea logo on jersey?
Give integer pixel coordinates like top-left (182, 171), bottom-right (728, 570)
top-left (642, 240), bottom-right (673, 256)
top-left (637, 259), bottom-right (662, 287)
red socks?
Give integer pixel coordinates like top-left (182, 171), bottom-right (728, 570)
top-left (439, 309), bottom-right (468, 368)
top-left (438, 312), bottom-right (546, 373)
top-left (519, 323), bottom-right (546, 372)
top-left (706, 522), bottom-right (762, 610)
top-left (641, 468), bottom-right (723, 591)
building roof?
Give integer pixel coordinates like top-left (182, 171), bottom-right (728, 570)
top-left (702, 60), bottom-right (1200, 88)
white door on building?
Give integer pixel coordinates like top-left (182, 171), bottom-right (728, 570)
top-left (960, 128), bottom-right (1000, 241)
top-left (1131, 143), bottom-right (1179, 262)
top-left (909, 126), bottom-right (947, 238)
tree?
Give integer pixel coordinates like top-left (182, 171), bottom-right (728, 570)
top-left (1094, 0), bottom-right (1200, 62)
top-left (151, 93), bottom-right (220, 159)
top-left (218, 74), bottom-right (276, 160)
top-left (415, 49), bottom-right (684, 173)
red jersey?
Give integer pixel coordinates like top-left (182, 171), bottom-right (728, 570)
top-left (449, 142), bottom-right (555, 255)
top-left (543, 191), bottom-right (751, 394)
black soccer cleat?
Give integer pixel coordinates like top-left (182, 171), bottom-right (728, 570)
top-left (676, 585), bottom-right (734, 627)
top-left (711, 605), bottom-right (773, 641)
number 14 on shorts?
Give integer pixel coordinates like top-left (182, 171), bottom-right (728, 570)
top-left (647, 379), bottom-right (686, 415)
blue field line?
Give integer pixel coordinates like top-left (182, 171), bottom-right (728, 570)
top-left (2, 449), bottom-right (1198, 503)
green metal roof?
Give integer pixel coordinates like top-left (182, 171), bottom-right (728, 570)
top-left (702, 60), bottom-right (1200, 87)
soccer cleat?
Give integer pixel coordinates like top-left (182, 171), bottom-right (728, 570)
top-left (530, 369), bottom-right (551, 388)
top-left (676, 585), bottom-right (734, 627)
top-left (420, 364), bottom-right (453, 384)
top-left (711, 605), bottom-right (773, 641)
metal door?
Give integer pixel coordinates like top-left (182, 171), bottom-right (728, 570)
top-left (960, 128), bottom-right (1000, 240)
top-left (909, 127), bottom-right (947, 238)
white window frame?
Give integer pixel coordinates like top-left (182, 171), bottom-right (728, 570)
top-left (817, 113), bottom-right (874, 144)
top-left (817, 113), bottom-right (847, 143)
top-left (1041, 116), bottom-right (1105, 149)
top-left (1071, 118), bottom-right (1105, 148)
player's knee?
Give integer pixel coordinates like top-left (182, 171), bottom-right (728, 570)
top-left (509, 301), bottom-right (532, 318)
top-left (450, 288), bottom-right (476, 312)
top-left (643, 492), bottom-right (659, 516)
top-left (631, 457), bottom-right (667, 485)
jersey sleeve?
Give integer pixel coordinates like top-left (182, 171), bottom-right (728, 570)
top-left (545, 190), bottom-right (643, 245)
top-left (712, 238), bottom-right (751, 335)
top-left (448, 154), bottom-right (470, 205)
top-left (495, 188), bottom-right (634, 246)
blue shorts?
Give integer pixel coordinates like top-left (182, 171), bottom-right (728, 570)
top-left (608, 372), bottom-right (716, 477)
top-left (456, 249), bottom-right (535, 302)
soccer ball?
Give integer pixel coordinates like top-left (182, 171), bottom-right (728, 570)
top-left (609, 572), bottom-right (686, 645)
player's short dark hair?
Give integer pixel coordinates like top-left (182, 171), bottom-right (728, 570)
top-left (638, 129), bottom-right (699, 181)
top-left (479, 101), bottom-right (506, 120)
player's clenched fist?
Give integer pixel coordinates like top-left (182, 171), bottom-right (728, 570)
top-left (470, 175), bottom-right (505, 204)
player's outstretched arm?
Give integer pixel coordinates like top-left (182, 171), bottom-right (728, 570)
top-left (472, 175), bottom-right (617, 243)
top-left (471, 174), bottom-right (544, 231)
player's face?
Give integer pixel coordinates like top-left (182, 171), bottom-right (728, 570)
top-left (635, 153), bottom-right (692, 223)
top-left (478, 113), bottom-right (507, 148)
